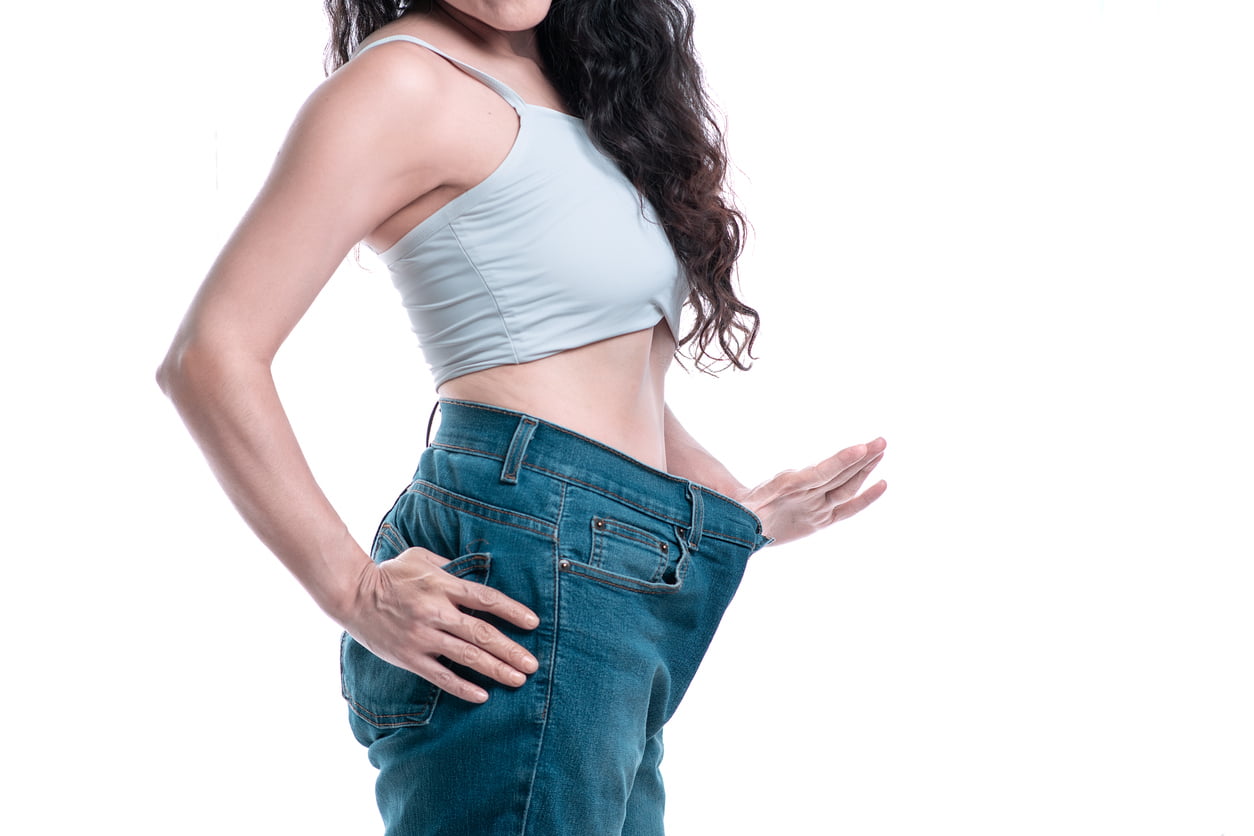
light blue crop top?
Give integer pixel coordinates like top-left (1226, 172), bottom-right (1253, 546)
top-left (349, 35), bottom-right (688, 387)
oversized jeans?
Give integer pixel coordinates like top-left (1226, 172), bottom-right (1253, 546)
top-left (341, 399), bottom-right (772, 835)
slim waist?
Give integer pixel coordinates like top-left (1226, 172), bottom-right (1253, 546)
top-left (429, 398), bottom-right (770, 552)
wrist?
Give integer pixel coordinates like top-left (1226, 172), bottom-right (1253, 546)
top-left (709, 478), bottom-right (750, 505)
top-left (292, 530), bottom-right (375, 627)
top-left (321, 559), bottom-right (375, 628)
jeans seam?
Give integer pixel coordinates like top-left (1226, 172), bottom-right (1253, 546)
top-left (519, 483), bottom-right (566, 834)
top-left (377, 523), bottom-right (407, 555)
top-left (408, 481), bottom-right (555, 537)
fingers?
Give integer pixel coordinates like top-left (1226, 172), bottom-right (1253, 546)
top-left (823, 451), bottom-right (884, 504)
top-left (430, 572), bottom-right (540, 700)
top-left (822, 438), bottom-right (885, 482)
top-left (772, 437), bottom-right (885, 499)
top-left (421, 552), bottom-right (539, 629)
top-left (406, 655), bottom-right (494, 704)
top-left (447, 573), bottom-right (541, 631)
top-left (360, 549), bottom-right (542, 705)
top-left (827, 478), bottom-right (888, 525)
top-left (390, 604), bottom-right (539, 705)
top-left (822, 448), bottom-right (887, 522)
top-left (438, 610), bottom-right (539, 685)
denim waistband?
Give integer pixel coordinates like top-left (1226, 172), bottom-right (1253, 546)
top-left (429, 398), bottom-right (770, 552)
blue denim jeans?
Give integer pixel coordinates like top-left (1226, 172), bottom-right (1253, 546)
top-left (342, 399), bottom-right (772, 835)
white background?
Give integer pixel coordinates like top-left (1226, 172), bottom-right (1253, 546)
top-left (2, 1), bottom-right (1251, 833)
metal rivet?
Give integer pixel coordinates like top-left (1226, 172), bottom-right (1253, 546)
top-left (593, 519), bottom-right (606, 529)
top-left (559, 559), bottom-right (571, 570)
top-left (660, 543), bottom-right (669, 553)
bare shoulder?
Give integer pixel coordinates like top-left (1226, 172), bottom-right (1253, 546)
top-left (331, 31), bottom-right (447, 98)
top-left (253, 32), bottom-right (478, 226)
top-left (304, 36), bottom-right (458, 153)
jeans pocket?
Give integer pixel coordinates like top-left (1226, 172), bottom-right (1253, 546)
top-left (562, 514), bottom-right (687, 594)
top-left (340, 551), bottom-right (492, 730)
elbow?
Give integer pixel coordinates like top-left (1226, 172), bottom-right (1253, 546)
top-left (156, 344), bottom-right (182, 400)
top-left (155, 350), bottom-right (179, 399)
top-left (156, 338), bottom-right (204, 402)
top-left (157, 318), bottom-right (278, 418)
top-left (156, 337), bottom-right (260, 405)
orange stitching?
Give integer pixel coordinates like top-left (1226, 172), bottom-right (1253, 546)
top-left (559, 562), bottom-right (682, 595)
top-left (601, 522), bottom-right (666, 550)
top-left (347, 696), bottom-right (433, 725)
top-left (409, 483), bottom-right (555, 538)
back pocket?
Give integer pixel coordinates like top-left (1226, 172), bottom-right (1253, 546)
top-left (340, 552), bottom-right (492, 729)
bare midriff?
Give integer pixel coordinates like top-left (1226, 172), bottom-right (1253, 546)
top-left (435, 320), bottom-right (675, 472)
top-left (365, 211), bottom-right (675, 471)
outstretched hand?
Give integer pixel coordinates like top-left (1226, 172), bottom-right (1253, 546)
top-left (735, 438), bottom-right (887, 547)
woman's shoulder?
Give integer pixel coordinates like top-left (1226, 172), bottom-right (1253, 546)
top-left (326, 26), bottom-right (451, 109)
top-left (297, 26), bottom-right (468, 161)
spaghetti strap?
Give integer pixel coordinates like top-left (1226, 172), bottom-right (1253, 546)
top-left (349, 34), bottom-right (527, 116)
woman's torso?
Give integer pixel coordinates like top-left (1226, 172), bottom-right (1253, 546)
top-left (357, 14), bottom-right (677, 471)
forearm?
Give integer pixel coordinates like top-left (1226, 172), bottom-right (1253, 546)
top-left (158, 342), bottom-right (369, 623)
top-left (663, 404), bottom-right (748, 500)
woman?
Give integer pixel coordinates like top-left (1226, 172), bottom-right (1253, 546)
top-left (158, 0), bottom-right (887, 832)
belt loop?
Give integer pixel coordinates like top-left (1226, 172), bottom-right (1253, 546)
top-left (685, 482), bottom-right (705, 551)
top-left (500, 415), bottom-right (539, 484)
top-left (424, 400), bottom-right (441, 448)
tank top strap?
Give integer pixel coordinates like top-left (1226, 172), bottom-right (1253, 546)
top-left (349, 34), bottom-right (527, 116)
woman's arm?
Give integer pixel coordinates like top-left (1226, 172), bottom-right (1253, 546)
top-left (664, 404), bottom-right (887, 547)
top-left (158, 47), bottom-right (537, 703)
top-left (663, 404), bottom-right (749, 499)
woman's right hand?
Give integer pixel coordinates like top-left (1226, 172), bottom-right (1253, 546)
top-left (342, 548), bottom-right (541, 704)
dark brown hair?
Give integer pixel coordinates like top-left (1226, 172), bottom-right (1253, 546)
top-left (325, 0), bottom-right (760, 371)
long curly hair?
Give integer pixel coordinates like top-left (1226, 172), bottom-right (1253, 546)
top-left (325, 0), bottom-right (760, 372)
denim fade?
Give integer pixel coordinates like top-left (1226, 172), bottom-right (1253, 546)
top-left (341, 398), bottom-right (772, 835)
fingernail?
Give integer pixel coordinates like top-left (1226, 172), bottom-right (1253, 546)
top-left (510, 669), bottom-right (526, 685)
top-left (524, 655), bottom-right (538, 672)
top-left (473, 688), bottom-right (489, 703)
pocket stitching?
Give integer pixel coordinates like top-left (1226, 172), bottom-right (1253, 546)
top-left (559, 559), bottom-right (685, 595)
top-left (589, 515), bottom-right (674, 585)
top-left (376, 522), bottom-right (408, 555)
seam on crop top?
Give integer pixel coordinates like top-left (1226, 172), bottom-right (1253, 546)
top-left (447, 221), bottom-right (521, 365)
top-left (380, 110), bottom-right (592, 265)
top-left (381, 111), bottom-right (619, 268)
top-left (378, 118), bottom-right (527, 264)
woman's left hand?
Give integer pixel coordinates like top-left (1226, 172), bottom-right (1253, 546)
top-left (734, 438), bottom-right (887, 547)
